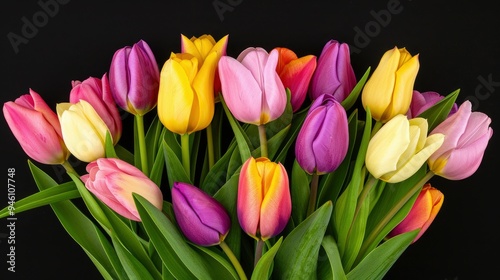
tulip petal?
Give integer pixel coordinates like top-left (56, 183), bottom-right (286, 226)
top-left (295, 107), bottom-right (327, 173)
top-left (385, 54), bottom-right (419, 120)
top-left (262, 49), bottom-right (287, 123)
top-left (190, 51), bottom-right (217, 132)
top-left (237, 158), bottom-right (262, 239)
top-left (280, 55), bottom-right (317, 111)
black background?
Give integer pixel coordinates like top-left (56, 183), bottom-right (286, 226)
top-left (1, 0), bottom-right (499, 279)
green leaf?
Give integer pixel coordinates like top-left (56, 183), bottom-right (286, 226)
top-left (105, 130), bottom-right (118, 158)
top-left (273, 201), bottom-right (333, 280)
top-left (145, 115), bottom-right (165, 169)
top-left (290, 159), bottom-right (310, 226)
top-left (274, 105), bottom-right (308, 164)
top-left (418, 88), bottom-right (460, 131)
top-left (193, 246), bottom-right (239, 280)
top-left (251, 237), bottom-right (283, 280)
top-left (220, 96), bottom-right (252, 162)
top-left (317, 235), bottom-right (347, 280)
top-left (347, 230), bottom-right (418, 280)
top-left (112, 232), bottom-right (157, 280)
top-left (115, 144), bottom-right (135, 165)
top-left (251, 125), bottom-right (291, 161)
top-left (341, 67), bottom-right (371, 111)
top-left (162, 140), bottom-right (191, 187)
top-left (201, 142), bottom-right (237, 195)
top-left (0, 181), bottom-right (79, 218)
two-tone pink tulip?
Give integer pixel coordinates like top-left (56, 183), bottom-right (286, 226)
top-left (172, 182), bottom-right (230, 246)
top-left (308, 40), bottom-right (356, 102)
top-left (387, 183), bottom-right (444, 243)
top-left (81, 158), bottom-right (163, 221)
top-left (406, 90), bottom-right (457, 119)
top-left (428, 101), bottom-right (493, 180)
top-left (237, 157), bottom-right (291, 241)
top-left (3, 89), bottom-right (69, 165)
top-left (70, 74), bottom-right (122, 144)
top-left (274, 47), bottom-right (317, 112)
top-left (218, 47), bottom-right (287, 125)
top-left (109, 39), bottom-right (160, 116)
top-left (295, 94), bottom-right (349, 174)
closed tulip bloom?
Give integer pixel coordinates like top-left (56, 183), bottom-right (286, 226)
top-left (428, 101), bottom-right (493, 180)
top-left (274, 47), bottom-right (317, 112)
top-left (406, 90), bottom-right (458, 119)
top-left (362, 47), bottom-right (420, 122)
top-left (295, 94), bottom-right (349, 174)
top-left (308, 40), bottom-right (356, 102)
top-left (387, 184), bottom-right (444, 243)
top-left (70, 74), bottom-right (122, 144)
top-left (172, 182), bottom-right (230, 246)
top-left (57, 100), bottom-right (109, 162)
top-left (3, 89), bottom-right (69, 164)
top-left (366, 115), bottom-right (444, 183)
top-left (238, 157), bottom-right (291, 241)
top-left (109, 39), bottom-right (160, 116)
top-left (218, 47), bottom-right (287, 125)
top-left (81, 158), bottom-right (163, 221)
top-left (158, 51), bottom-right (218, 135)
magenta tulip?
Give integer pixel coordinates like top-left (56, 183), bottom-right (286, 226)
top-left (172, 182), bottom-right (230, 246)
top-left (407, 90), bottom-right (458, 119)
top-left (81, 158), bottom-right (163, 221)
top-left (295, 94), bottom-right (349, 174)
top-left (70, 74), bottom-right (122, 144)
top-left (428, 101), bottom-right (493, 180)
top-left (3, 89), bottom-right (69, 164)
top-left (308, 40), bottom-right (356, 102)
top-left (109, 39), bottom-right (160, 116)
top-left (218, 47), bottom-right (287, 125)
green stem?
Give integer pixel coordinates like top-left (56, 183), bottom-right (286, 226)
top-left (254, 239), bottom-right (265, 268)
top-left (136, 115), bottom-right (149, 176)
top-left (258, 125), bottom-right (268, 158)
top-left (220, 241), bottom-right (248, 280)
top-left (181, 133), bottom-right (191, 179)
top-left (306, 172), bottom-right (320, 216)
top-left (206, 123), bottom-right (215, 169)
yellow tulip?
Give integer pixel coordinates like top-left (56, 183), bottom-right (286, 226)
top-left (181, 34), bottom-right (228, 65)
top-left (362, 47), bottom-right (419, 122)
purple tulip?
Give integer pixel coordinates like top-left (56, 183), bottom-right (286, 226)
top-left (172, 182), bottom-right (231, 246)
top-left (308, 40), bottom-right (356, 102)
top-left (428, 101), bottom-right (493, 180)
top-left (109, 39), bottom-right (160, 116)
top-left (407, 90), bottom-right (458, 119)
top-left (295, 94), bottom-right (349, 174)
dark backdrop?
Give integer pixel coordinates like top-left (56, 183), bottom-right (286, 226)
top-left (1, 1), bottom-right (499, 279)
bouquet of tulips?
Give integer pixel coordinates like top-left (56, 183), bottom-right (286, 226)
top-left (1, 34), bottom-right (493, 279)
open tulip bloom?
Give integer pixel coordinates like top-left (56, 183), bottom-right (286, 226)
top-left (1, 35), bottom-right (494, 280)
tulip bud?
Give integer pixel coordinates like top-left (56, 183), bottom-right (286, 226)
top-left (387, 184), bottom-right (444, 243)
top-left (406, 90), bottom-right (458, 119)
top-left (218, 47), bottom-right (287, 125)
top-left (366, 115), bottom-right (444, 183)
top-left (295, 94), bottom-right (349, 174)
top-left (81, 158), bottom-right (163, 221)
top-left (172, 182), bottom-right (230, 246)
top-left (57, 100), bottom-right (109, 162)
top-left (274, 47), bottom-right (317, 112)
top-left (362, 47), bottom-right (420, 122)
top-left (3, 89), bottom-right (69, 164)
top-left (109, 39), bottom-right (160, 116)
top-left (70, 74), bottom-right (122, 144)
top-left (428, 101), bottom-right (493, 180)
top-left (238, 157), bottom-right (291, 241)
top-left (308, 40), bottom-right (356, 102)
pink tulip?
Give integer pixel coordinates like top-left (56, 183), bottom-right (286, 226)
top-left (218, 47), bottom-right (287, 125)
top-left (407, 90), bottom-right (458, 119)
top-left (70, 74), bottom-right (122, 144)
top-left (274, 47), bottom-right (317, 112)
top-left (387, 184), bottom-right (444, 243)
top-left (308, 40), bottom-right (356, 102)
top-left (428, 101), bottom-right (493, 180)
top-left (81, 158), bottom-right (163, 221)
top-left (3, 89), bottom-right (69, 164)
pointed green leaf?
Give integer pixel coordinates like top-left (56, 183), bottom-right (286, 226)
top-left (251, 237), bottom-right (283, 280)
top-left (193, 246), bottom-right (239, 280)
top-left (162, 140), bottom-right (191, 187)
top-left (418, 88), bottom-right (460, 131)
top-left (220, 96), bottom-right (252, 162)
top-left (105, 130), bottom-right (118, 158)
top-left (290, 160), bottom-right (310, 225)
top-left (341, 67), bottom-right (371, 111)
top-left (112, 232), bottom-right (157, 280)
top-left (318, 235), bottom-right (347, 280)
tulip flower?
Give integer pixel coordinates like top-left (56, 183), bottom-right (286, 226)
top-left (387, 184), bottom-right (444, 243)
top-left (366, 115), bottom-right (444, 183)
top-left (158, 51), bottom-right (219, 135)
top-left (274, 47), bottom-right (317, 112)
top-left (109, 39), bottom-right (160, 116)
top-left (57, 100), bottom-right (109, 162)
top-left (172, 182), bottom-right (230, 246)
top-left (362, 47), bottom-right (420, 123)
top-left (70, 74), bottom-right (122, 144)
top-left (218, 47), bottom-right (287, 125)
top-left (295, 94), bottom-right (349, 174)
top-left (81, 158), bottom-right (163, 221)
top-left (428, 101), bottom-right (493, 180)
top-left (3, 89), bottom-right (69, 165)
top-left (406, 90), bottom-right (458, 119)
top-left (308, 40), bottom-right (356, 102)
top-left (238, 157), bottom-right (291, 241)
